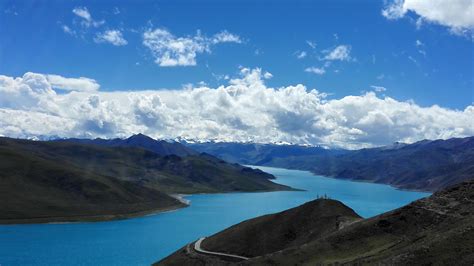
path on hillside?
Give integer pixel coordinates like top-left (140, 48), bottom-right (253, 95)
top-left (194, 237), bottom-right (249, 261)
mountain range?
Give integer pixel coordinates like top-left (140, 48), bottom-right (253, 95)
top-left (187, 137), bottom-right (474, 191)
top-left (56, 133), bottom-right (198, 157)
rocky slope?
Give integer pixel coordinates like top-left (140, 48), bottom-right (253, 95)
top-left (157, 179), bottom-right (474, 265)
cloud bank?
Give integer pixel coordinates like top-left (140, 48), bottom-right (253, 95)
top-left (0, 69), bottom-right (472, 149)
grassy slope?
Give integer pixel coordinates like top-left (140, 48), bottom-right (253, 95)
top-left (157, 180), bottom-right (474, 265)
top-left (0, 138), bottom-right (290, 223)
top-left (201, 199), bottom-right (361, 257)
top-left (250, 179), bottom-right (474, 265)
top-left (0, 143), bottom-right (183, 223)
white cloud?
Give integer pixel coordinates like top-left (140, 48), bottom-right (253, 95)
top-left (0, 69), bottom-right (472, 149)
top-left (211, 30), bottom-right (242, 44)
top-left (408, 55), bottom-right (418, 65)
top-left (370, 85), bottom-right (387, 92)
top-left (72, 7), bottom-right (92, 21)
top-left (302, 44), bottom-right (353, 75)
top-left (94, 30), bottom-right (128, 46)
top-left (305, 67), bottom-right (326, 75)
top-left (306, 40), bottom-right (317, 49)
top-left (415, 40), bottom-right (427, 56)
top-left (323, 45), bottom-right (352, 61)
top-left (46, 74), bottom-right (100, 92)
top-left (142, 28), bottom-right (208, 67)
top-left (112, 7), bottom-right (120, 15)
top-left (72, 6), bottom-right (104, 28)
top-left (62, 25), bottom-right (76, 36)
top-left (382, 0), bottom-right (474, 37)
top-left (142, 28), bottom-right (242, 67)
top-left (296, 51), bottom-right (307, 59)
top-left (381, 0), bottom-right (406, 19)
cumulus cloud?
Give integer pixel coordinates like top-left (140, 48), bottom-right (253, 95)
top-left (94, 30), bottom-right (128, 46)
top-left (0, 69), bottom-right (472, 149)
top-left (142, 28), bottom-right (242, 67)
top-left (323, 45), bottom-right (352, 61)
top-left (72, 6), bottom-right (104, 28)
top-left (382, 0), bottom-right (474, 37)
top-left (305, 67), bottom-right (326, 75)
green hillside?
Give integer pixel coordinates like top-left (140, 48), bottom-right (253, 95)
top-left (0, 137), bottom-right (290, 223)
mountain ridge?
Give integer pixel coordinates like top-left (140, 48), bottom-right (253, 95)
top-left (55, 133), bottom-right (198, 157)
top-left (187, 136), bottom-right (474, 191)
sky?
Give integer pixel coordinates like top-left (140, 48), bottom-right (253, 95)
top-left (0, 0), bottom-right (473, 148)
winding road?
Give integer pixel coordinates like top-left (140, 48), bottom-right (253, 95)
top-left (194, 237), bottom-right (249, 261)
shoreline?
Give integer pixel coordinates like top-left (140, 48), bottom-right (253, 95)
top-left (0, 186), bottom-right (294, 225)
top-left (0, 202), bottom-right (188, 225)
top-left (248, 165), bottom-right (433, 193)
top-left (0, 166), bottom-right (428, 226)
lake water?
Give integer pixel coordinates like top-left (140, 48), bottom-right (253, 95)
top-left (0, 166), bottom-right (430, 265)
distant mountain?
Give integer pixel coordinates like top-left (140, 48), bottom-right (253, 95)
top-left (186, 141), bottom-right (345, 165)
top-left (186, 137), bottom-right (474, 191)
top-left (158, 179), bottom-right (474, 265)
top-left (306, 137), bottom-right (474, 191)
top-left (57, 133), bottom-right (198, 157)
top-left (0, 137), bottom-right (291, 223)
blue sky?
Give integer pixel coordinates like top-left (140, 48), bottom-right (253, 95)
top-left (0, 0), bottom-right (472, 147)
top-left (1, 0), bottom-right (472, 108)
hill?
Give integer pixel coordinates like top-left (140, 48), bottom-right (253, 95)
top-left (157, 179), bottom-right (474, 265)
top-left (197, 199), bottom-right (360, 258)
top-left (187, 137), bottom-right (474, 191)
top-left (0, 137), bottom-right (291, 223)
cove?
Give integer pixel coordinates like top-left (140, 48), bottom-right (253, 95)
top-left (0, 166), bottom-right (430, 265)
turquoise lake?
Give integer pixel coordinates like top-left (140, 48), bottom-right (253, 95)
top-left (0, 166), bottom-right (430, 265)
